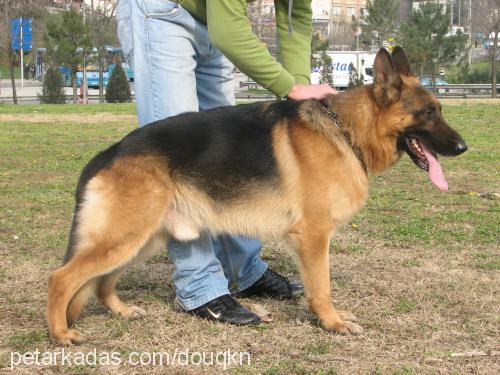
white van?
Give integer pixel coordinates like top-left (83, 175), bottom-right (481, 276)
top-left (311, 51), bottom-right (376, 89)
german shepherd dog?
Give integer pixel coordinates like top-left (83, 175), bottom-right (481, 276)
top-left (47, 47), bottom-right (467, 344)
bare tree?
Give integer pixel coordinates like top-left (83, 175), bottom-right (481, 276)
top-left (398, 0), bottom-right (414, 23)
top-left (247, 1), bottom-right (278, 54)
top-left (85, 0), bottom-right (118, 103)
top-left (475, 0), bottom-right (500, 98)
top-left (0, 0), bottom-right (48, 103)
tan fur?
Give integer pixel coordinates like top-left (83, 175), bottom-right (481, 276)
top-left (66, 280), bottom-right (96, 326)
top-left (45, 100), bottom-right (391, 344)
top-left (48, 155), bottom-right (173, 344)
top-left (48, 55), bottom-right (452, 343)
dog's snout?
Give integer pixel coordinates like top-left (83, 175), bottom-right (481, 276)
top-left (454, 140), bottom-right (468, 155)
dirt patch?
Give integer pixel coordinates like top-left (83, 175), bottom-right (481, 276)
top-left (0, 113), bottom-right (138, 125)
top-left (440, 98), bottom-right (500, 105)
top-left (0, 104), bottom-right (498, 374)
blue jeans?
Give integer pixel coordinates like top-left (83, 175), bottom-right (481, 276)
top-left (117, 0), bottom-right (267, 310)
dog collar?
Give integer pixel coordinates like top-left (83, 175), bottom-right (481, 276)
top-left (319, 100), bottom-right (367, 173)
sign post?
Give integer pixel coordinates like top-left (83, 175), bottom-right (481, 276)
top-left (11, 18), bottom-right (33, 88)
top-left (20, 18), bottom-right (23, 87)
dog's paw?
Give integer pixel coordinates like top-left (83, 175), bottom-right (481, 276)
top-left (51, 329), bottom-right (85, 346)
top-left (337, 320), bottom-right (363, 335)
top-left (336, 310), bottom-right (357, 322)
top-left (324, 320), bottom-right (363, 335)
top-left (120, 305), bottom-right (147, 320)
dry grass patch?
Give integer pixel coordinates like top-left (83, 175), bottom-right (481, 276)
top-left (440, 98), bottom-right (500, 106)
top-left (0, 103), bottom-right (498, 374)
top-left (0, 113), bottom-right (138, 125)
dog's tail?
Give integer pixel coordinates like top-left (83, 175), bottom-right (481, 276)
top-left (63, 184), bottom-right (97, 324)
top-left (61, 142), bottom-right (121, 324)
top-left (63, 201), bottom-right (98, 326)
top-left (63, 142), bottom-right (121, 264)
top-left (63, 205), bottom-right (81, 264)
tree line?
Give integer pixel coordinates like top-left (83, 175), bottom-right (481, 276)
top-left (0, 0), bottom-right (130, 104)
top-left (2, 0), bottom-right (499, 101)
top-left (355, 0), bottom-right (499, 97)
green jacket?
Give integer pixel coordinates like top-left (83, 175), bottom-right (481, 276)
top-left (178, 0), bottom-right (312, 97)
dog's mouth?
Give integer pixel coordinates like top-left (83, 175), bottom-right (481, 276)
top-left (404, 137), bottom-right (448, 192)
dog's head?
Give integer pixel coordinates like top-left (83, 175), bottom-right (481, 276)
top-left (372, 46), bottom-right (467, 191)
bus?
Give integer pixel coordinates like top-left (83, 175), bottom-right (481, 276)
top-left (75, 46), bottom-right (134, 88)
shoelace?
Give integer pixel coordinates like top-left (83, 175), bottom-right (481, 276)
top-left (210, 295), bottom-right (239, 311)
top-left (265, 269), bottom-right (291, 290)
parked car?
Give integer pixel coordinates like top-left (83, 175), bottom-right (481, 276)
top-left (419, 75), bottom-right (449, 93)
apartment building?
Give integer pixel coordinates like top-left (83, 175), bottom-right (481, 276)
top-left (412, 0), bottom-right (449, 12)
top-left (312, 0), bottom-right (368, 23)
top-left (48, 0), bottom-right (116, 13)
top-left (48, 0), bottom-right (84, 11)
top-left (249, 0), bottom-right (367, 23)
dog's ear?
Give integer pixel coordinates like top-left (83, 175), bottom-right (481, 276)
top-left (391, 46), bottom-right (414, 77)
top-left (372, 48), bottom-right (402, 107)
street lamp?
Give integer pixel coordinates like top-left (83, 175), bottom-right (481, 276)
top-left (450, 0), bottom-right (454, 28)
top-left (468, 0), bottom-right (472, 65)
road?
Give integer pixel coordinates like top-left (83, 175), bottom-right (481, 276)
top-left (3, 76), bottom-right (495, 104)
top-left (0, 72), bottom-right (256, 104)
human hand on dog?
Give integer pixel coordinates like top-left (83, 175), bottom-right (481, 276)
top-left (287, 83), bottom-right (338, 100)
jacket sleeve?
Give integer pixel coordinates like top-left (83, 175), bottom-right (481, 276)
top-left (207, 0), bottom-right (302, 97)
top-left (275, 0), bottom-right (312, 85)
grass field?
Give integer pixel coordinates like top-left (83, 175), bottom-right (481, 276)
top-left (0, 65), bottom-right (21, 80)
top-left (0, 101), bottom-right (498, 374)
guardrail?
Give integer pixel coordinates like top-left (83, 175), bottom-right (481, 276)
top-left (239, 82), bottom-right (499, 99)
top-left (239, 80), bottom-right (260, 89)
top-left (1, 84), bottom-right (498, 104)
top-left (422, 84), bottom-right (499, 98)
top-left (0, 94), bottom-right (277, 104)
top-left (0, 96), bottom-right (108, 104)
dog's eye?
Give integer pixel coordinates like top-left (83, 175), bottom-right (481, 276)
top-left (426, 105), bottom-right (436, 116)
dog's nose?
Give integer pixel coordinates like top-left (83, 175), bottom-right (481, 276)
top-left (454, 140), bottom-right (468, 155)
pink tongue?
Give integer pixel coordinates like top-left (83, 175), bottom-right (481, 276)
top-left (420, 142), bottom-right (448, 191)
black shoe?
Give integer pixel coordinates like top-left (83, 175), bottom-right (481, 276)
top-left (234, 269), bottom-right (304, 299)
top-left (187, 295), bottom-right (260, 326)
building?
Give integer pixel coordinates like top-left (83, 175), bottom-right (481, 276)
top-left (251, 0), bottom-right (368, 24)
top-left (48, 0), bottom-right (116, 13)
top-left (412, 0), bottom-right (449, 14)
top-left (312, 0), bottom-right (367, 23)
top-left (48, 0), bottom-right (84, 12)
top-left (311, 0), bottom-right (366, 47)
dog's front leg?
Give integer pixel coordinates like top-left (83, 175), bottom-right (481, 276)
top-left (289, 224), bottom-right (363, 335)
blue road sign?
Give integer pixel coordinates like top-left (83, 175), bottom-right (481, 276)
top-left (11, 18), bottom-right (33, 51)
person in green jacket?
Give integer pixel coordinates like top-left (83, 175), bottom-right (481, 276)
top-left (116, 0), bottom-right (336, 325)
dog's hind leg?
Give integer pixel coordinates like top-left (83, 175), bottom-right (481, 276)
top-left (96, 267), bottom-right (146, 319)
top-left (48, 168), bottom-right (171, 345)
top-left (66, 279), bottom-right (97, 327)
top-left (289, 222), bottom-right (363, 335)
top-left (96, 232), bottom-right (168, 319)
top-left (48, 237), bottom-right (155, 345)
